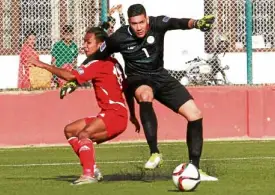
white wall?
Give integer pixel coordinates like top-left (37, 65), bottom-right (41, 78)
top-left (0, 56), bottom-right (19, 88)
top-left (1, 0), bottom-right (275, 89)
top-left (0, 54), bottom-right (87, 89)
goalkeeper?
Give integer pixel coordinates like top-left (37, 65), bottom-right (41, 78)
top-left (81, 4), bottom-right (217, 181)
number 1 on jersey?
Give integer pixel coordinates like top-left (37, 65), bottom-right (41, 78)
top-left (142, 48), bottom-right (150, 58)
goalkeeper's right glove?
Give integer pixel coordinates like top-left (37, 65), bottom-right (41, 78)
top-left (194, 15), bottom-right (215, 32)
top-left (60, 80), bottom-right (78, 99)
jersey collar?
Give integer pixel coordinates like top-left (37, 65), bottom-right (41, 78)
top-left (127, 26), bottom-right (133, 36)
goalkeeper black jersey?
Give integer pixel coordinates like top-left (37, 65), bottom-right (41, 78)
top-left (83, 16), bottom-right (191, 76)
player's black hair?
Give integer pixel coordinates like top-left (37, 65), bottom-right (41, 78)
top-left (86, 26), bottom-right (108, 43)
top-left (23, 29), bottom-right (36, 44)
top-left (24, 29), bottom-right (36, 37)
top-left (127, 4), bottom-right (146, 18)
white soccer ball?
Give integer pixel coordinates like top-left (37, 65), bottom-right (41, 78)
top-left (172, 163), bottom-right (201, 192)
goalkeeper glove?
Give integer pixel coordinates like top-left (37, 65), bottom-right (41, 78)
top-left (60, 80), bottom-right (78, 99)
top-left (194, 15), bottom-right (215, 32)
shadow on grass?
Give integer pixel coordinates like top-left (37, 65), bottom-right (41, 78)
top-left (42, 166), bottom-right (172, 183)
top-left (167, 189), bottom-right (197, 193)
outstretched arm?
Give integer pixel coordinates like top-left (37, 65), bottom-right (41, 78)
top-left (156, 15), bottom-right (215, 32)
top-left (160, 17), bottom-right (195, 30)
top-left (28, 58), bottom-right (75, 81)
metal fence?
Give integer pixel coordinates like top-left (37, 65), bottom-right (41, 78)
top-left (0, 0), bottom-right (274, 89)
top-left (0, 0), bottom-right (104, 89)
top-left (168, 0), bottom-right (275, 86)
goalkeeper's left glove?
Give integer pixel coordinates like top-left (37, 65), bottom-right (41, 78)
top-left (194, 15), bottom-right (215, 32)
top-left (60, 80), bottom-right (78, 99)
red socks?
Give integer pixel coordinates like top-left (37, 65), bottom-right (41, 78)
top-left (78, 138), bottom-right (95, 176)
top-left (68, 137), bottom-right (80, 156)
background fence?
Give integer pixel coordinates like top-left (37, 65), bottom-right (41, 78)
top-left (0, 0), bottom-right (274, 90)
top-left (0, 0), bottom-right (107, 89)
top-left (168, 0), bottom-right (275, 86)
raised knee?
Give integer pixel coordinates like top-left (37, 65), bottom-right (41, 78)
top-left (190, 109), bottom-right (202, 121)
top-left (78, 131), bottom-right (90, 140)
top-left (139, 92), bottom-right (153, 102)
top-left (194, 109), bottom-right (203, 119)
top-left (186, 109), bottom-right (203, 121)
top-left (64, 124), bottom-right (71, 137)
top-left (135, 85), bottom-right (154, 102)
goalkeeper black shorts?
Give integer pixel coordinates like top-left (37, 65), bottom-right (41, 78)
top-left (126, 69), bottom-right (193, 113)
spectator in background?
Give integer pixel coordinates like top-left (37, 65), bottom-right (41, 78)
top-left (51, 25), bottom-right (78, 87)
top-left (116, 4), bottom-right (126, 26)
top-left (101, 4), bottom-right (126, 35)
top-left (18, 31), bottom-right (39, 89)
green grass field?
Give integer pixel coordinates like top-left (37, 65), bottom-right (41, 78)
top-left (0, 141), bottom-right (275, 195)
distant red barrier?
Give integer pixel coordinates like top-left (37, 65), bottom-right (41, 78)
top-left (246, 86), bottom-right (275, 137)
top-left (0, 86), bottom-right (274, 146)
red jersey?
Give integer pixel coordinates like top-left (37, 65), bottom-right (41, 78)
top-left (72, 57), bottom-right (126, 111)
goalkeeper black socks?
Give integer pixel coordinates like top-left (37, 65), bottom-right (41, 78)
top-left (139, 102), bottom-right (159, 154)
top-left (186, 118), bottom-right (203, 169)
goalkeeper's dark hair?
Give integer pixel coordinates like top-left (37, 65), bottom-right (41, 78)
top-left (86, 27), bottom-right (108, 43)
top-left (127, 4), bottom-right (146, 18)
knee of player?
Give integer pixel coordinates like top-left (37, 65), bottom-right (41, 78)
top-left (64, 124), bottom-right (73, 138)
top-left (78, 130), bottom-right (90, 140)
top-left (182, 108), bottom-right (203, 121)
top-left (139, 92), bottom-right (153, 102)
top-left (190, 109), bottom-right (203, 121)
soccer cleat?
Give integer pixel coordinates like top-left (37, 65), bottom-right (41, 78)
top-left (71, 175), bottom-right (98, 185)
top-left (144, 153), bottom-right (163, 169)
top-left (94, 167), bottom-right (103, 181)
top-left (199, 169), bottom-right (218, 181)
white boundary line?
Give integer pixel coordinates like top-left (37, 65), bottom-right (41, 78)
top-left (0, 156), bottom-right (274, 167)
top-left (92, 140), bottom-right (274, 149)
top-left (0, 140), bottom-right (274, 151)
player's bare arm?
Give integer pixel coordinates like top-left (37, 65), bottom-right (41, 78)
top-left (72, 58), bottom-right (78, 69)
top-left (51, 57), bottom-right (56, 66)
top-left (28, 58), bottom-right (76, 81)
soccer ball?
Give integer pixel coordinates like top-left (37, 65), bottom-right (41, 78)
top-left (172, 163), bottom-right (201, 192)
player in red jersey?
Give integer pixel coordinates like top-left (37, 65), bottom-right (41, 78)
top-left (28, 27), bottom-right (136, 185)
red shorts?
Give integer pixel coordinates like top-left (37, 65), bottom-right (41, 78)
top-left (85, 108), bottom-right (128, 140)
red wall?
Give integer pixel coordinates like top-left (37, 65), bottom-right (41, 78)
top-left (0, 86), bottom-right (274, 146)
